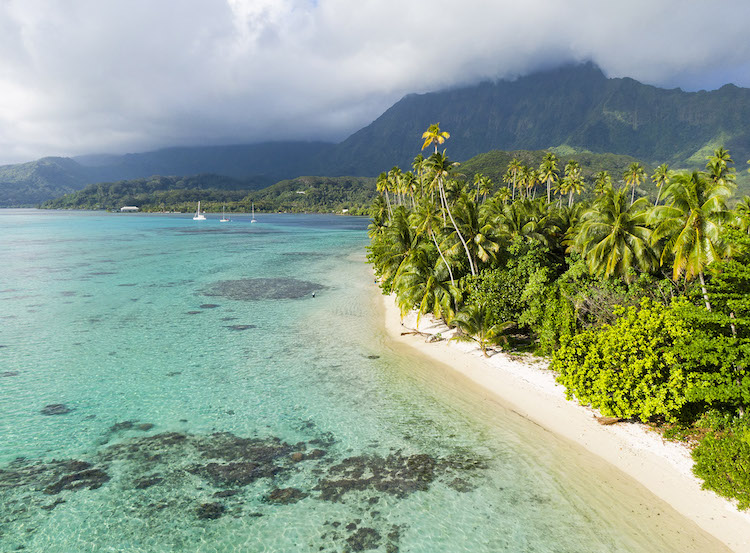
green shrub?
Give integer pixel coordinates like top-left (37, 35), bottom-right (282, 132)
top-left (692, 417), bottom-right (750, 510)
top-left (552, 299), bottom-right (693, 422)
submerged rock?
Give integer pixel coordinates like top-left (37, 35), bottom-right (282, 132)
top-left (1, 371), bottom-right (19, 377)
top-left (196, 502), bottom-right (225, 520)
top-left (267, 487), bottom-right (308, 504)
top-left (203, 278), bottom-right (325, 301)
top-left (346, 527), bottom-right (381, 551)
top-left (44, 467), bottom-right (110, 495)
top-left (224, 324), bottom-right (256, 331)
top-left (40, 404), bottom-right (71, 416)
top-left (199, 304), bottom-right (220, 309)
top-left (134, 474), bottom-right (163, 489)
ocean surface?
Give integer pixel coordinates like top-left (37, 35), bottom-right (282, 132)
top-left (0, 209), bottom-right (726, 552)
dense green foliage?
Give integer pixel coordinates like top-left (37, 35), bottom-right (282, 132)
top-left (692, 415), bottom-right (750, 510)
top-left (368, 124), bottom-right (750, 509)
top-left (552, 299), bottom-right (693, 423)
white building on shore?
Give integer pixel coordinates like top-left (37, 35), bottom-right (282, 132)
top-left (120, 206), bottom-right (139, 212)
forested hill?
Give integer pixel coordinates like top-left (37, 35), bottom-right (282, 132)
top-left (327, 63), bottom-right (750, 176)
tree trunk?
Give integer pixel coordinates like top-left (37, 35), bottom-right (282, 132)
top-left (568, 189), bottom-right (574, 207)
top-left (547, 178), bottom-right (551, 203)
top-left (698, 271), bottom-right (712, 311)
top-left (630, 182), bottom-right (636, 206)
top-left (430, 228), bottom-right (454, 285)
top-left (440, 182), bottom-right (476, 276)
top-left (384, 190), bottom-right (393, 221)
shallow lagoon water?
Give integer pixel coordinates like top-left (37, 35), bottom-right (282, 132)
top-left (0, 209), bottom-right (727, 552)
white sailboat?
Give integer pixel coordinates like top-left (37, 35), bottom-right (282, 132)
top-left (251, 202), bottom-right (257, 223)
top-left (220, 205), bottom-right (230, 223)
top-left (193, 201), bottom-right (206, 221)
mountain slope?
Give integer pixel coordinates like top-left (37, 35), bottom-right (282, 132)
top-left (325, 63), bottom-right (750, 175)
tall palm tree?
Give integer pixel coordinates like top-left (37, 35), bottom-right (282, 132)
top-left (569, 187), bottom-right (656, 282)
top-left (651, 164), bottom-right (671, 206)
top-left (507, 157), bottom-right (523, 200)
top-left (424, 151), bottom-right (476, 276)
top-left (706, 147), bottom-right (736, 189)
top-left (421, 123), bottom-right (451, 154)
top-left (539, 152), bottom-right (559, 203)
top-left (623, 162), bottom-right (646, 206)
top-left (393, 242), bottom-right (459, 324)
top-left (650, 170), bottom-right (732, 310)
top-left (410, 198), bottom-right (455, 284)
top-left (477, 175), bottom-right (493, 204)
top-left (527, 169), bottom-right (541, 199)
top-left (388, 166), bottom-right (403, 205)
top-left (376, 172), bottom-right (393, 221)
top-left (593, 171), bottom-right (612, 195)
top-left (444, 192), bottom-right (501, 272)
top-left (412, 154), bottom-right (425, 197)
top-left (517, 165), bottom-right (531, 200)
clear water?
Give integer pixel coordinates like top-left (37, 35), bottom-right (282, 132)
top-left (0, 209), bottom-right (726, 552)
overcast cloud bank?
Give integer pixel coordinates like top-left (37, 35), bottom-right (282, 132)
top-left (1, 0), bottom-right (749, 164)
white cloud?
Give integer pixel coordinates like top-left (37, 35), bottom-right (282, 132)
top-left (0, 0), bottom-right (748, 164)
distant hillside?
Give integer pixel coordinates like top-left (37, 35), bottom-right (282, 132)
top-left (325, 63), bottom-right (750, 175)
top-left (0, 157), bottom-right (91, 206)
top-left (4, 63), bottom-right (750, 206)
top-left (40, 174), bottom-right (376, 215)
top-left (76, 141), bottom-right (335, 181)
top-left (40, 174), bottom-right (268, 211)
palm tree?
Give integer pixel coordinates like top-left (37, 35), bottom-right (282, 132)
top-left (517, 165), bottom-right (531, 200)
top-left (706, 147), bottom-right (736, 189)
top-left (495, 187), bottom-right (511, 205)
top-left (539, 152), bottom-right (559, 203)
top-left (651, 164), bottom-right (671, 206)
top-left (393, 242), bottom-right (459, 324)
top-left (412, 154), bottom-right (425, 197)
top-left (410, 198), bottom-right (455, 284)
top-left (388, 166), bottom-right (403, 205)
top-left (376, 172), bottom-right (393, 221)
top-left (593, 171), bottom-right (612, 195)
top-left (527, 169), bottom-right (541, 199)
top-left (421, 123), bottom-right (450, 154)
top-left (507, 157), bottom-right (523, 200)
top-left (424, 151), bottom-right (476, 276)
top-left (443, 192), bottom-right (501, 272)
top-left (623, 162), bottom-right (646, 206)
top-left (451, 304), bottom-right (514, 357)
top-left (569, 187), bottom-right (656, 282)
top-left (650, 170), bottom-right (732, 310)
top-left (734, 196), bottom-right (750, 235)
top-left (477, 175), bottom-right (493, 204)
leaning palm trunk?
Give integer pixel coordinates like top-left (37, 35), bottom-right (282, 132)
top-left (430, 228), bottom-right (455, 285)
top-left (440, 183), bottom-right (476, 276)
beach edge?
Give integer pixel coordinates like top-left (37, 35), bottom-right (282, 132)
top-left (379, 291), bottom-right (750, 553)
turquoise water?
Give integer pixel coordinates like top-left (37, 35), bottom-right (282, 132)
top-left (0, 210), bottom-right (726, 552)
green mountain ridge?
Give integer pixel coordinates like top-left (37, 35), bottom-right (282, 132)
top-left (3, 62), bottom-right (750, 206)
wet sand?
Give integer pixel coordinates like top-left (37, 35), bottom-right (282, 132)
top-left (379, 293), bottom-right (750, 553)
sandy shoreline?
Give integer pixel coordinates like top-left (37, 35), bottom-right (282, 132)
top-left (379, 293), bottom-right (750, 553)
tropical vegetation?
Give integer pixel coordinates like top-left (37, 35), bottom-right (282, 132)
top-left (367, 124), bottom-right (750, 510)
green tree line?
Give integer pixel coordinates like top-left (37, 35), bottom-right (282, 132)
top-left (40, 174), bottom-right (376, 215)
top-left (368, 124), bottom-right (750, 510)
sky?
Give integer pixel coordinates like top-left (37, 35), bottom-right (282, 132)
top-left (1, 0), bottom-right (749, 165)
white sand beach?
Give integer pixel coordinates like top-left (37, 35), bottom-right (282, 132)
top-left (380, 293), bottom-right (750, 553)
